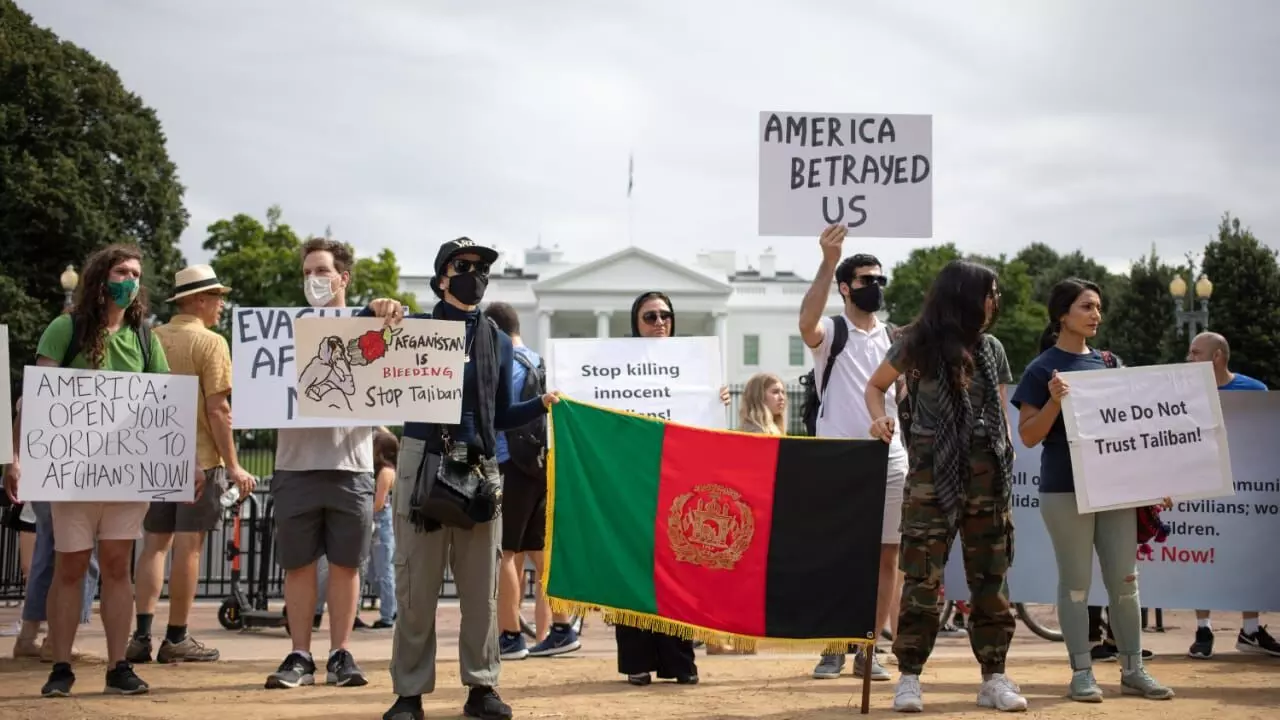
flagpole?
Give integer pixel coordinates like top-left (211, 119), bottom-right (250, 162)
top-left (627, 151), bottom-right (635, 247)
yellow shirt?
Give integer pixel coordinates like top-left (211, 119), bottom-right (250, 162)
top-left (153, 315), bottom-right (232, 470)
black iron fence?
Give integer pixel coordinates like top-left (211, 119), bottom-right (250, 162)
top-left (1, 384), bottom-right (807, 604)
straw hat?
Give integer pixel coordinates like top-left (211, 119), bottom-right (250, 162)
top-left (167, 264), bottom-right (232, 302)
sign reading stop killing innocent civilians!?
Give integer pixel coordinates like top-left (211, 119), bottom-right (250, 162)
top-left (1061, 362), bottom-right (1234, 513)
top-left (292, 316), bottom-right (465, 424)
top-left (757, 112), bottom-right (933, 238)
top-left (18, 367), bottom-right (199, 502)
top-left (546, 337), bottom-right (726, 430)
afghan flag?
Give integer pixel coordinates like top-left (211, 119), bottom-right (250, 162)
top-left (544, 398), bottom-right (888, 648)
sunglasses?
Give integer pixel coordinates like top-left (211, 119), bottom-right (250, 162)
top-left (856, 274), bottom-right (888, 287)
top-left (449, 258), bottom-right (491, 276)
top-left (642, 310), bottom-right (673, 325)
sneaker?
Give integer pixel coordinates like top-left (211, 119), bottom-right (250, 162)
top-left (851, 648), bottom-right (891, 681)
top-left (326, 648), bottom-right (368, 687)
top-left (384, 694), bottom-right (426, 720)
top-left (372, 619), bottom-right (395, 630)
top-left (1120, 667), bottom-right (1174, 700)
top-left (157, 634), bottom-right (220, 663)
top-left (125, 635), bottom-right (153, 664)
top-left (812, 652), bottom-right (845, 679)
top-left (893, 673), bottom-right (924, 713)
top-left (353, 616), bottom-right (368, 630)
top-left (41, 662), bottom-right (75, 698)
top-left (1091, 643), bottom-right (1118, 662)
top-left (626, 673), bottom-right (651, 686)
top-left (265, 651), bottom-right (317, 689)
top-left (977, 673), bottom-right (1028, 712)
top-left (104, 661), bottom-right (150, 695)
top-left (938, 622), bottom-right (968, 639)
top-left (1068, 668), bottom-right (1103, 703)
top-left (1188, 626), bottom-right (1215, 659)
top-left (528, 624), bottom-right (582, 657)
top-left (463, 685), bottom-right (513, 720)
top-left (499, 631), bottom-right (528, 660)
top-left (1236, 626), bottom-right (1280, 657)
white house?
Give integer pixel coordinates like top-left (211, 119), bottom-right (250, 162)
top-left (400, 243), bottom-right (869, 384)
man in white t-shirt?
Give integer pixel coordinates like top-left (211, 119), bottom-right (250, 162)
top-left (264, 237), bottom-right (375, 691)
top-left (798, 224), bottom-right (908, 683)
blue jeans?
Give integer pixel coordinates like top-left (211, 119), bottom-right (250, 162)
top-left (23, 502), bottom-right (99, 625)
top-left (370, 502), bottom-right (397, 622)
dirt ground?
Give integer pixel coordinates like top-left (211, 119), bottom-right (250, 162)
top-left (0, 605), bottom-right (1276, 719)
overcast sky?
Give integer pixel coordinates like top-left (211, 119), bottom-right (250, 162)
top-left (22, 0), bottom-right (1280, 279)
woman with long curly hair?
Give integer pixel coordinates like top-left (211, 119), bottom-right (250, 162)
top-left (863, 259), bottom-right (1025, 713)
top-left (4, 243), bottom-right (173, 699)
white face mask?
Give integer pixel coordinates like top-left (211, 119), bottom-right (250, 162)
top-left (304, 276), bottom-right (336, 307)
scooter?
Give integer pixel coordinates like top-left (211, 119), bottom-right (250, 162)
top-left (217, 490), bottom-right (291, 633)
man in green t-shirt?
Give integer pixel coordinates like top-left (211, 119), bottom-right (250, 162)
top-left (3, 244), bottom-right (200, 700)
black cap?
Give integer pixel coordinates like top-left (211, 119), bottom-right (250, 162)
top-left (433, 236), bottom-right (499, 276)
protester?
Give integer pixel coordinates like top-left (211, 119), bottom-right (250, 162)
top-left (614, 290), bottom-right (731, 687)
top-left (800, 224), bottom-right (906, 682)
top-left (367, 237), bottom-right (559, 720)
top-left (8, 501), bottom-right (99, 661)
top-left (1184, 331), bottom-right (1279, 659)
top-left (1013, 277), bottom-right (1172, 702)
top-left (865, 259), bottom-right (1026, 713)
top-left (130, 265), bottom-right (256, 664)
top-left (3, 244), bottom-right (185, 698)
top-left (369, 427), bottom-right (399, 629)
top-left (483, 301), bottom-right (581, 659)
top-left (265, 237), bottom-right (374, 690)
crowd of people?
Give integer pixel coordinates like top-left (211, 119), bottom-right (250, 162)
top-left (2, 225), bottom-right (1276, 719)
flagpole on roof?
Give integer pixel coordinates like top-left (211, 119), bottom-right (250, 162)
top-left (627, 151), bottom-right (635, 248)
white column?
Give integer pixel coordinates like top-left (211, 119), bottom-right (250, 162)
top-left (595, 310), bottom-right (611, 338)
top-left (538, 309), bottom-right (554, 353)
top-left (713, 311), bottom-right (729, 378)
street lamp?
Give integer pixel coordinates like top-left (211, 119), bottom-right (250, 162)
top-left (1169, 272), bottom-right (1212, 337)
top-left (59, 264), bottom-right (79, 311)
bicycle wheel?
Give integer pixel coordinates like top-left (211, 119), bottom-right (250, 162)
top-left (1015, 602), bottom-right (1063, 642)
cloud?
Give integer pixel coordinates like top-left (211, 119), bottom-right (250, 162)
top-left (22, 0), bottom-right (1280, 283)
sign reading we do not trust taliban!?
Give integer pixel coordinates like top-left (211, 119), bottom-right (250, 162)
top-left (293, 317), bottom-right (465, 424)
top-left (1062, 362), bottom-right (1234, 513)
top-left (758, 111), bottom-right (932, 238)
top-left (546, 336), bottom-right (725, 429)
top-left (19, 367), bottom-right (199, 502)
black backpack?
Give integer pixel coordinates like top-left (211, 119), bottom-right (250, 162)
top-left (800, 317), bottom-right (903, 436)
top-left (62, 314), bottom-right (155, 372)
top-left (506, 351), bottom-right (548, 477)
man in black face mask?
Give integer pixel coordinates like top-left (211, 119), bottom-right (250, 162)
top-left (364, 238), bottom-right (559, 720)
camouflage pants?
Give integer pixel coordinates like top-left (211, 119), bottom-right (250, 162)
top-left (892, 435), bottom-right (1016, 676)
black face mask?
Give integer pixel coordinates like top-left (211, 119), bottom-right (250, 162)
top-left (849, 284), bottom-right (883, 313)
top-left (448, 271), bottom-right (488, 306)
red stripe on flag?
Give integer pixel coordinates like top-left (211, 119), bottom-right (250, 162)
top-left (652, 426), bottom-right (779, 637)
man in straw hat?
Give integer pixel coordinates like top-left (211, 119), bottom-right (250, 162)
top-left (127, 265), bottom-right (257, 665)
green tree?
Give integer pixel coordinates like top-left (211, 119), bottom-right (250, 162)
top-left (0, 268), bottom-right (50, 400)
top-left (884, 244), bottom-right (962, 325)
top-left (0, 0), bottom-right (189, 371)
top-left (1106, 246), bottom-right (1179, 367)
top-left (349, 248), bottom-right (420, 312)
top-left (1201, 213), bottom-right (1280, 387)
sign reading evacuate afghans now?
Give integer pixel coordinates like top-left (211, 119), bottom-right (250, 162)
top-left (292, 317), bottom-right (465, 424)
top-left (757, 112), bottom-right (932, 238)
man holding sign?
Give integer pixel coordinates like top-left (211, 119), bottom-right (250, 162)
top-left (4, 244), bottom-right (194, 699)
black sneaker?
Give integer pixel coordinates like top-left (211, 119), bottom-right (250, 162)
top-left (464, 686), bottom-right (513, 720)
top-left (1090, 642), bottom-right (1118, 662)
top-left (41, 662), bottom-right (75, 698)
top-left (326, 648), bottom-right (368, 687)
top-left (1237, 626), bottom-right (1280, 657)
top-left (265, 651), bottom-right (317, 689)
top-left (104, 661), bottom-right (150, 695)
top-left (383, 695), bottom-right (426, 720)
top-left (1188, 626), bottom-right (1215, 659)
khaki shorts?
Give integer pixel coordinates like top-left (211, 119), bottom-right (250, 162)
top-left (51, 501), bottom-right (150, 553)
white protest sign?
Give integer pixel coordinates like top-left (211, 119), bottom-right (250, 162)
top-left (18, 367), bottom-right (198, 502)
top-left (231, 306), bottom-right (397, 429)
top-left (293, 317), bottom-right (465, 424)
top-left (945, 391), bottom-right (1280, 611)
top-left (1062, 362), bottom-right (1232, 513)
top-left (1, 325), bottom-right (12, 464)
top-left (546, 337), bottom-right (725, 429)
top-left (758, 112), bottom-right (932, 238)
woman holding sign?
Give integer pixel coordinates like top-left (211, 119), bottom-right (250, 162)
top-left (1012, 278), bottom-right (1173, 703)
top-left (614, 291), bottom-right (732, 686)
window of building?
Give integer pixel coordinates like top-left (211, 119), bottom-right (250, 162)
top-left (743, 334), bottom-right (760, 366)
top-left (789, 335), bottom-right (804, 366)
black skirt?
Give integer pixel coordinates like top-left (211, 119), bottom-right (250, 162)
top-left (615, 625), bottom-right (697, 679)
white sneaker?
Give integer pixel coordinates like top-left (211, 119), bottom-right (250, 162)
top-left (894, 673), bottom-right (924, 713)
top-left (977, 673), bottom-right (1028, 712)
